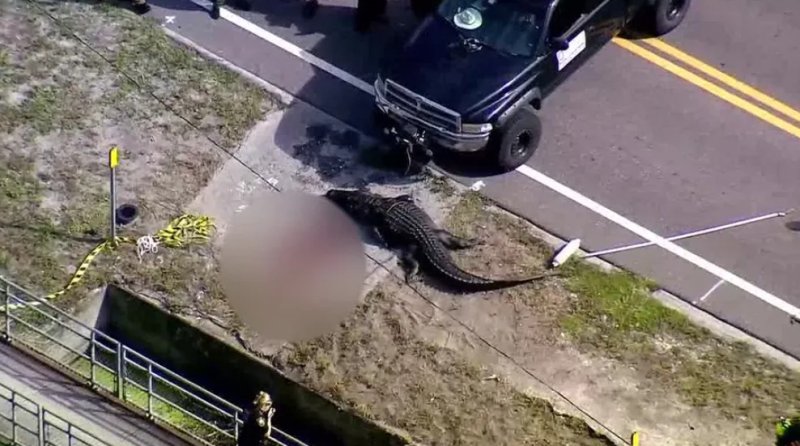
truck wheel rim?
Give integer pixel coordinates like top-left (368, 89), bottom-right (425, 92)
top-left (511, 131), bottom-right (532, 158)
top-left (666, 0), bottom-right (685, 20)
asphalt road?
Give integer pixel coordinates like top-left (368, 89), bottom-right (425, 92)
top-left (141, 0), bottom-right (800, 357)
top-left (0, 343), bottom-right (188, 446)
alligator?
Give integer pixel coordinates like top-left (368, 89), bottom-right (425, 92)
top-left (323, 188), bottom-right (559, 293)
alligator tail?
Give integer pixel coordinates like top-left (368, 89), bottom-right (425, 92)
top-left (456, 271), bottom-right (563, 293)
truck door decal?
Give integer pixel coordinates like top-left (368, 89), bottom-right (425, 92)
top-left (556, 30), bottom-right (587, 71)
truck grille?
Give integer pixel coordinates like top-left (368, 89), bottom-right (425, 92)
top-left (384, 79), bottom-right (462, 133)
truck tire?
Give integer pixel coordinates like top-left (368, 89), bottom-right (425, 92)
top-left (625, 0), bottom-right (691, 37)
top-left (490, 105), bottom-right (542, 172)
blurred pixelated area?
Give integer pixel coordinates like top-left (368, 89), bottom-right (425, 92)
top-left (220, 190), bottom-right (366, 342)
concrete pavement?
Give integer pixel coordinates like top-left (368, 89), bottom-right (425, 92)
top-left (0, 342), bottom-right (189, 446)
top-left (134, 0), bottom-right (799, 357)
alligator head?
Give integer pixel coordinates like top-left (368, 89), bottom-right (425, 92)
top-left (323, 189), bottom-right (382, 226)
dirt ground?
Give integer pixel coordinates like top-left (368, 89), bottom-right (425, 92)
top-left (272, 190), bottom-right (800, 446)
top-left (0, 0), bottom-right (277, 308)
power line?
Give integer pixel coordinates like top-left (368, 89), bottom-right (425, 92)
top-left (30, 2), bottom-right (630, 444)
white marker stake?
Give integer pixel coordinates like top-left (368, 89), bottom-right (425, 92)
top-left (552, 239), bottom-right (581, 268)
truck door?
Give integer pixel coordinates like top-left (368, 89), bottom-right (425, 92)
top-left (538, 0), bottom-right (626, 96)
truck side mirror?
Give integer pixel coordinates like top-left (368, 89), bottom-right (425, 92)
top-left (550, 37), bottom-right (570, 51)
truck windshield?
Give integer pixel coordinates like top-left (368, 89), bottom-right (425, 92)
top-left (436, 0), bottom-right (546, 57)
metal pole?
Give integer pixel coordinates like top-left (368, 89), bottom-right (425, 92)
top-left (116, 343), bottom-right (124, 399)
top-left (584, 209), bottom-right (793, 259)
top-left (109, 147), bottom-right (119, 241)
top-left (147, 363), bottom-right (153, 418)
top-left (38, 407), bottom-right (45, 446)
top-left (11, 392), bottom-right (17, 444)
top-left (90, 332), bottom-right (96, 386)
top-left (234, 410), bottom-right (240, 441)
top-left (4, 282), bottom-right (10, 339)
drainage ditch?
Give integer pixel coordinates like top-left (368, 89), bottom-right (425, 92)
top-left (87, 285), bottom-right (408, 446)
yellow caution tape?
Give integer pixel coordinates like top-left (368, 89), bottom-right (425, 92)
top-left (1, 214), bottom-right (214, 313)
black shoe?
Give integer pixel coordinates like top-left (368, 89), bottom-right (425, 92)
top-left (301, 0), bottom-right (318, 18)
top-left (211, 3), bottom-right (220, 19)
top-left (132, 2), bottom-right (151, 14)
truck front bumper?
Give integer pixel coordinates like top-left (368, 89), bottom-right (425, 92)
top-left (374, 82), bottom-right (491, 153)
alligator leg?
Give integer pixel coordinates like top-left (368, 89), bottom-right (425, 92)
top-left (370, 226), bottom-right (388, 247)
top-left (397, 245), bottom-right (420, 284)
top-left (435, 230), bottom-right (480, 250)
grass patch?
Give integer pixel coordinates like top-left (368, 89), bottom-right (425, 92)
top-left (559, 260), bottom-right (699, 353)
top-left (69, 355), bottom-right (233, 445)
top-left (10, 85), bottom-right (90, 134)
top-left (109, 14), bottom-right (274, 147)
top-left (0, 154), bottom-right (69, 294)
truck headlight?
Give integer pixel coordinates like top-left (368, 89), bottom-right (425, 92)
top-left (461, 122), bottom-right (493, 134)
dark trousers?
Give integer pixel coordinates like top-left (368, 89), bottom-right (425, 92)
top-left (354, 0), bottom-right (387, 32)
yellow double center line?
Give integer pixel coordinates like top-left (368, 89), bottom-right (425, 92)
top-left (612, 37), bottom-right (800, 139)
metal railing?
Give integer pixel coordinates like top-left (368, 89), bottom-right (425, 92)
top-left (0, 380), bottom-right (111, 446)
top-left (0, 276), bottom-right (309, 446)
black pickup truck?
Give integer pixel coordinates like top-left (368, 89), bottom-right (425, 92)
top-left (374, 0), bottom-right (691, 172)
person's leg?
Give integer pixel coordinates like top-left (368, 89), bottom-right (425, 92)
top-left (354, 0), bottom-right (371, 32)
top-left (131, 0), bottom-right (150, 15)
top-left (375, 0), bottom-right (388, 23)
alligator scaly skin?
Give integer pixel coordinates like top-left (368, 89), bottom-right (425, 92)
top-left (324, 189), bottom-right (554, 292)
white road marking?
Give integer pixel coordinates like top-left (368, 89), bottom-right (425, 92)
top-left (187, 3), bottom-right (800, 321)
top-left (164, 15), bottom-right (176, 24)
top-left (693, 279), bottom-right (725, 305)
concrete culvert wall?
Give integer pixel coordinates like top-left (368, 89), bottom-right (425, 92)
top-left (96, 284), bottom-right (409, 446)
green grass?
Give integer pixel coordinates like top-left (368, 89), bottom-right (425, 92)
top-left (109, 14), bottom-right (275, 147)
top-left (9, 85), bottom-right (90, 134)
top-left (69, 356), bottom-right (233, 445)
top-left (560, 259), bottom-right (702, 354)
top-left (0, 154), bottom-right (69, 295)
